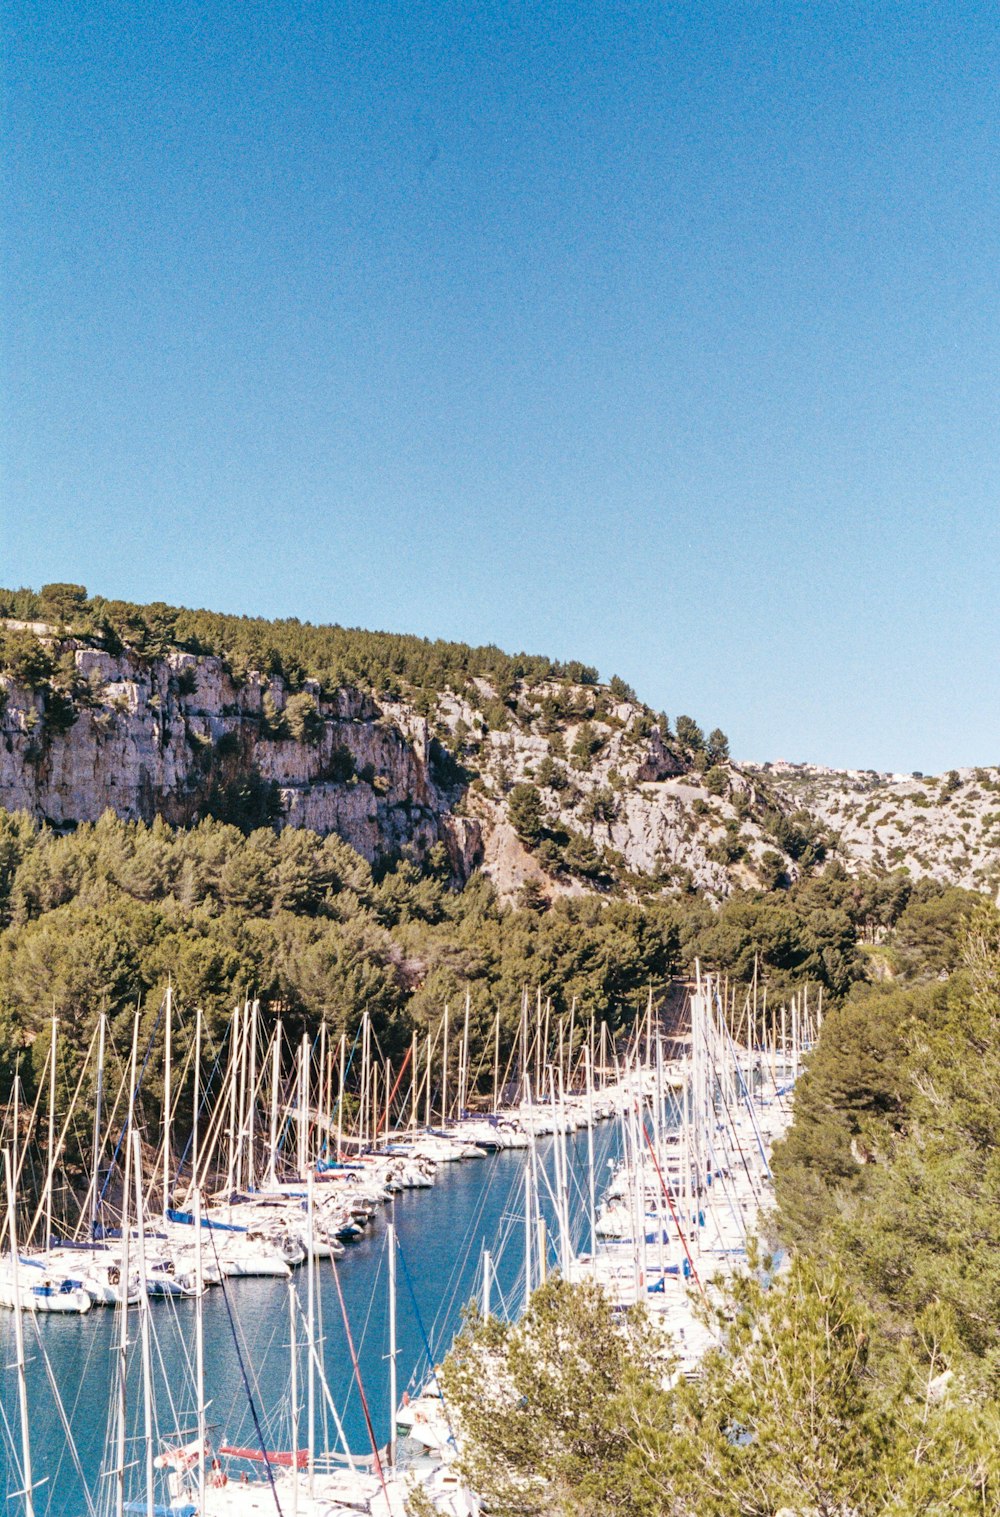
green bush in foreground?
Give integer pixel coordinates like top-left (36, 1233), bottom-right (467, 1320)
top-left (441, 1262), bottom-right (1000, 1517)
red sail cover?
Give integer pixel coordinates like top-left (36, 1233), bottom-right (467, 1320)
top-left (219, 1446), bottom-right (309, 1468)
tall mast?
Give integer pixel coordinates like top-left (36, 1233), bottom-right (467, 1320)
top-left (523, 1154), bottom-right (532, 1308)
top-left (410, 1031), bottom-right (419, 1131)
top-left (387, 1220), bottom-right (398, 1467)
top-left (552, 1067), bottom-right (571, 1275)
top-left (224, 1003), bottom-right (240, 1197)
top-left (589, 1012), bottom-right (596, 1098)
top-left (11, 1061), bottom-right (19, 1192)
top-left (246, 998), bottom-right (258, 1189)
top-left (306, 1172), bottom-right (316, 1495)
top-left (441, 1003), bottom-right (449, 1126)
top-left (460, 989), bottom-right (471, 1118)
top-left (115, 1016), bottom-right (138, 1517)
top-left (45, 1016), bottom-right (57, 1250)
top-left (359, 1013), bottom-right (369, 1148)
top-left (190, 1006), bottom-right (202, 1208)
top-left (132, 1131), bottom-right (155, 1517)
top-left (646, 986), bottom-right (654, 1069)
top-left (324, 1024), bottom-right (334, 1159)
top-left (585, 1043), bottom-right (596, 1272)
top-left (194, 1177), bottom-right (206, 1511)
top-left (288, 1279), bottom-right (299, 1517)
top-left (91, 1011), bottom-right (107, 1241)
top-left (493, 1011), bottom-right (501, 1114)
top-left (336, 1031), bottom-right (345, 1161)
top-left (269, 1019), bottom-right (282, 1187)
top-left (4, 1147), bottom-right (34, 1517)
top-left (557, 1019), bottom-right (564, 1100)
top-left (162, 983), bottom-right (172, 1215)
top-left (235, 998), bottom-right (250, 1194)
top-left (317, 1021), bottom-right (327, 1160)
top-left (298, 1034), bottom-right (309, 1177)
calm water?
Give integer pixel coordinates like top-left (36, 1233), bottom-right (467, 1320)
top-left (0, 1123), bottom-right (623, 1515)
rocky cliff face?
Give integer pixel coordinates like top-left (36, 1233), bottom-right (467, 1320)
top-left (424, 687), bottom-right (796, 901)
top-left (0, 629), bottom-right (809, 901)
top-left (0, 641), bottom-right (481, 874)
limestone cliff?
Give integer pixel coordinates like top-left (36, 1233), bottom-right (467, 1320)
top-left (0, 623), bottom-right (810, 901)
top-left (0, 639), bottom-right (480, 875)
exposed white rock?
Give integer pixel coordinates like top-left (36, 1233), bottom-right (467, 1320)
top-left (0, 637), bottom-right (811, 902)
top-left (745, 761), bottom-right (1000, 894)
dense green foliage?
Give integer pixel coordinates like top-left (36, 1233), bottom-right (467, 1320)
top-left (774, 894), bottom-right (1000, 1388)
top-left (0, 809), bottom-right (688, 1106)
top-left (435, 878), bottom-right (1000, 1515)
top-left (442, 1262), bottom-right (1000, 1516)
top-left (0, 803), bottom-right (976, 1110)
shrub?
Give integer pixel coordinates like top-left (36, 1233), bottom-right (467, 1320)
top-left (325, 745), bottom-right (356, 783)
top-left (38, 583), bottom-right (88, 625)
top-left (508, 783), bottom-right (546, 844)
top-left (285, 692), bottom-right (325, 744)
top-left (675, 714), bottom-right (705, 752)
top-left (704, 765), bottom-right (728, 796)
top-left (706, 727), bottom-right (730, 764)
top-left (0, 630), bottom-right (54, 689)
top-left (608, 674), bottom-right (636, 703)
top-left (570, 721), bottom-right (604, 770)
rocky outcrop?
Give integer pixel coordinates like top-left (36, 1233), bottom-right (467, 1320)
top-left (0, 643), bottom-right (483, 876)
top-left (429, 692), bottom-right (796, 902)
top-left (0, 631), bottom-right (805, 901)
top-left (748, 761), bottom-right (1000, 896)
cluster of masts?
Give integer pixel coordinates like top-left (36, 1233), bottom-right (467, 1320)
top-left (0, 980), bottom-right (651, 1517)
top-left (550, 968), bottom-right (815, 1371)
top-left (0, 984), bottom-right (632, 1307)
top-left (0, 971), bottom-right (817, 1514)
top-left (400, 966), bottom-right (819, 1458)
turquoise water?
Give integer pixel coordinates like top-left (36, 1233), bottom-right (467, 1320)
top-left (0, 1123), bottom-right (623, 1514)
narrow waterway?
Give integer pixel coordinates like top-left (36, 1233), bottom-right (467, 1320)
top-left (0, 1121), bottom-right (625, 1514)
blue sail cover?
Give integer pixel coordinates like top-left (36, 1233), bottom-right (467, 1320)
top-left (124, 1505), bottom-right (196, 1516)
top-left (166, 1209), bottom-right (246, 1232)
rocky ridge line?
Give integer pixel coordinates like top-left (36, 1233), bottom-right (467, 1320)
top-left (748, 760), bottom-right (1000, 897)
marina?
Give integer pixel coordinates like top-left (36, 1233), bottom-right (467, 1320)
top-left (0, 975), bottom-right (813, 1515)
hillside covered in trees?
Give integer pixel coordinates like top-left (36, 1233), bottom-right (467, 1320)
top-left (0, 582), bottom-right (830, 902)
top-left (0, 582), bottom-right (992, 1078)
top-left (0, 582), bottom-right (599, 702)
top-left (4, 585), bottom-right (1000, 1507)
top-left (0, 799), bottom-right (979, 1105)
top-left (0, 583), bottom-right (995, 1102)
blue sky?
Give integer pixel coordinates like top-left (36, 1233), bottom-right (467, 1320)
top-left (3, 2), bottom-right (998, 773)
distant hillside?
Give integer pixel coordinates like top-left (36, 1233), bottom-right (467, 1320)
top-left (747, 761), bottom-right (1000, 898)
top-left (0, 583), bottom-right (823, 902)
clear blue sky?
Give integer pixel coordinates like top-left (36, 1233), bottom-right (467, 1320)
top-left (3, 2), bottom-right (998, 773)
